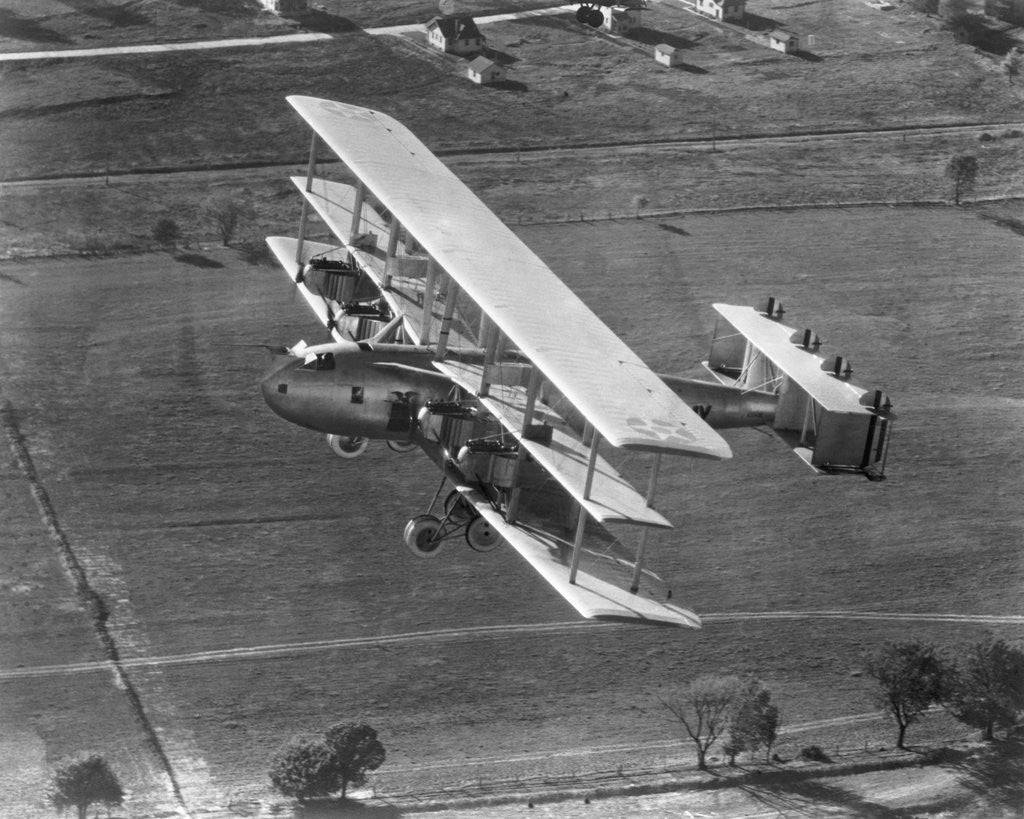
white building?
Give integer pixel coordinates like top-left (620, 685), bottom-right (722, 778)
top-left (767, 28), bottom-right (800, 53)
top-left (467, 56), bottom-right (505, 84)
top-left (426, 15), bottom-right (486, 55)
top-left (654, 43), bottom-right (681, 66)
top-left (259, 0), bottom-right (307, 13)
top-left (602, 5), bottom-right (643, 34)
top-left (694, 0), bottom-right (746, 20)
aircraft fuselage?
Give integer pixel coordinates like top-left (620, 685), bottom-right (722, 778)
top-left (261, 343), bottom-right (778, 448)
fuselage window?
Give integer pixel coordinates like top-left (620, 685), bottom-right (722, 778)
top-left (351, 386), bottom-right (364, 404)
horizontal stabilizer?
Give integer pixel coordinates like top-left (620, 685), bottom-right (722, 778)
top-left (706, 303), bottom-right (894, 479)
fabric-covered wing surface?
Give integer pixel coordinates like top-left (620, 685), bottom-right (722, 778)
top-left (288, 96), bottom-right (731, 462)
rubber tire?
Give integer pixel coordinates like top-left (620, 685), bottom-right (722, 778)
top-left (404, 514), bottom-right (444, 558)
top-left (327, 434), bottom-right (369, 458)
top-left (466, 516), bottom-right (501, 552)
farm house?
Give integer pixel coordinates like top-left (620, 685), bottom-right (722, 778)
top-left (694, 0), bottom-right (746, 21)
top-left (601, 5), bottom-right (643, 34)
top-left (467, 56), bottom-right (505, 84)
top-left (259, 0), bottom-right (307, 12)
top-left (426, 15), bottom-right (486, 55)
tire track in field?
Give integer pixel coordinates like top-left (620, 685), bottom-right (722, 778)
top-left (381, 710), bottom-right (901, 777)
top-left (0, 397), bottom-right (200, 818)
top-left (2, 611), bottom-right (1020, 682)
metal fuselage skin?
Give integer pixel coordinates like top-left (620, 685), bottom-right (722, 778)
top-left (261, 343), bottom-right (451, 442)
top-left (261, 345), bottom-right (779, 443)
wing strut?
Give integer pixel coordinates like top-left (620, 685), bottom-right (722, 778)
top-left (349, 179), bottom-right (366, 241)
top-left (434, 277), bottom-right (460, 361)
top-left (383, 215), bottom-right (401, 288)
top-left (629, 453), bottom-right (663, 593)
top-left (569, 423), bottom-right (602, 585)
top-left (505, 365), bottom-right (543, 524)
top-left (295, 131), bottom-right (320, 271)
top-left (421, 258), bottom-right (440, 344)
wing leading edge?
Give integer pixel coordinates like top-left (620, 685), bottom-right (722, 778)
top-left (286, 95), bottom-right (730, 462)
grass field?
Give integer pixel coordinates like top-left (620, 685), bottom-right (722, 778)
top-left (1, 202), bottom-right (1022, 815)
top-left (1, 1), bottom-right (1023, 817)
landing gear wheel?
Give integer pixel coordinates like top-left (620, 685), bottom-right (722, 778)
top-left (576, 6), bottom-right (591, 23)
top-left (387, 440), bottom-right (418, 453)
top-left (404, 514), bottom-right (444, 558)
top-left (327, 434), bottom-right (369, 458)
top-left (587, 8), bottom-right (604, 27)
top-left (466, 516), bottom-right (501, 552)
top-left (444, 490), bottom-right (473, 525)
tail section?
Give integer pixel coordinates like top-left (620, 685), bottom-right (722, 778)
top-left (703, 298), bottom-right (894, 479)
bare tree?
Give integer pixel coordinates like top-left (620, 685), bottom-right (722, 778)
top-left (945, 154), bottom-right (979, 205)
top-left (202, 195), bottom-right (255, 246)
top-left (661, 674), bottom-right (744, 770)
top-left (1002, 48), bottom-right (1023, 85)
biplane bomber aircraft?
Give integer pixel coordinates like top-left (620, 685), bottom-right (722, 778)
top-left (262, 96), bottom-right (894, 628)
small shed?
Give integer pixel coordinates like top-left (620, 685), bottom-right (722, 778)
top-left (426, 15), bottom-right (486, 55)
top-left (467, 56), bottom-right (505, 84)
top-left (602, 5), bottom-right (643, 34)
top-left (654, 43), bottom-right (681, 66)
top-left (767, 28), bottom-right (800, 53)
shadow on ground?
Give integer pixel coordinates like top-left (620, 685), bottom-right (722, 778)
top-left (292, 799), bottom-right (402, 817)
top-left (174, 252), bottom-right (225, 269)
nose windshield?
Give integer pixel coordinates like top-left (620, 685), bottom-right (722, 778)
top-left (301, 352), bottom-right (335, 371)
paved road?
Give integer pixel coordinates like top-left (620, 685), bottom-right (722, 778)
top-left (0, 4), bottom-right (575, 62)
top-left (0, 31), bottom-right (333, 62)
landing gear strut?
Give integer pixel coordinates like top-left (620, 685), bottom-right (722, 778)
top-left (403, 487), bottom-right (504, 557)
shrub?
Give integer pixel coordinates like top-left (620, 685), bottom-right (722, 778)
top-left (798, 745), bottom-right (832, 763)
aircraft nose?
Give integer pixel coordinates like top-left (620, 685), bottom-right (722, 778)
top-left (260, 358), bottom-right (298, 420)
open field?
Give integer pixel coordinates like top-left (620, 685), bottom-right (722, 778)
top-left (2, 202), bottom-right (1022, 815)
top-left (1, 1), bottom-right (1023, 817)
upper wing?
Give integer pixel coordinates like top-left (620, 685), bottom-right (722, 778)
top-left (287, 95), bottom-right (730, 462)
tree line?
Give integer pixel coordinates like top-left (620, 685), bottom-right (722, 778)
top-left (662, 636), bottom-right (1024, 772)
top-left (43, 637), bottom-right (1021, 815)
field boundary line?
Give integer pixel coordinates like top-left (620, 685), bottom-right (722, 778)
top-left (2, 611), bottom-right (1020, 682)
top-left (0, 395), bottom-right (194, 818)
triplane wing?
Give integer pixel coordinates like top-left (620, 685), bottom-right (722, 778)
top-left (261, 97), bottom-right (893, 629)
